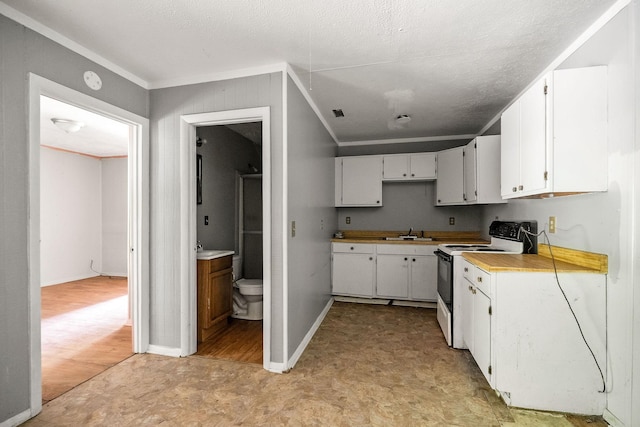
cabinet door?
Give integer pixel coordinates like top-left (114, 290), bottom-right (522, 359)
top-left (519, 77), bottom-right (548, 195)
top-left (209, 269), bottom-right (233, 325)
top-left (332, 253), bottom-right (375, 297)
top-left (340, 156), bottom-right (382, 206)
top-left (501, 101), bottom-right (520, 197)
top-left (463, 140), bottom-right (477, 203)
top-left (376, 255), bottom-right (409, 298)
top-left (382, 155), bottom-right (409, 179)
top-left (473, 289), bottom-right (492, 384)
top-left (409, 153), bottom-right (437, 179)
top-left (436, 147), bottom-right (464, 205)
top-left (462, 282), bottom-right (474, 352)
top-left (409, 255), bottom-right (437, 301)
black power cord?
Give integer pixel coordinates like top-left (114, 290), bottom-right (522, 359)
top-left (520, 227), bottom-right (606, 394)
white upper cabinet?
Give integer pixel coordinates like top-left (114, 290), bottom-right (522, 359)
top-left (436, 146), bottom-right (464, 205)
top-left (463, 136), bottom-right (505, 205)
top-left (501, 66), bottom-right (607, 199)
top-left (335, 156), bottom-right (383, 207)
top-left (382, 153), bottom-right (436, 181)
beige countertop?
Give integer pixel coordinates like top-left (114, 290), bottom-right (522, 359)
top-left (462, 244), bottom-right (608, 274)
top-left (331, 230), bottom-right (488, 246)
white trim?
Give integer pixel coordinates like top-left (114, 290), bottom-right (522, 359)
top-left (0, 3), bottom-right (148, 89)
top-left (151, 63), bottom-right (288, 89)
top-left (265, 362), bottom-right (286, 373)
top-left (0, 408), bottom-right (32, 427)
top-left (478, 0), bottom-right (632, 136)
top-left (27, 74), bottom-right (150, 417)
top-left (603, 409), bottom-right (626, 427)
top-left (146, 345), bottom-right (183, 358)
top-left (285, 65), bottom-right (339, 144)
top-left (338, 134), bottom-right (476, 147)
top-left (179, 107), bottom-right (272, 370)
top-left (282, 71), bottom-right (289, 369)
top-left (287, 298), bottom-right (334, 370)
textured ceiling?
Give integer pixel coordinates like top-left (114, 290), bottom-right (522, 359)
top-left (40, 96), bottom-right (129, 158)
top-left (3, 0), bottom-right (619, 144)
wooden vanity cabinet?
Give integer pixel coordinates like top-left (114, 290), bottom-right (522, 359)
top-left (197, 255), bottom-right (233, 342)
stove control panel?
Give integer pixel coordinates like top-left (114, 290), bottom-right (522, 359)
top-left (489, 221), bottom-right (538, 253)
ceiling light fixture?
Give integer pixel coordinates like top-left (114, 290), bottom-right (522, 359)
top-left (51, 118), bottom-right (85, 133)
top-left (395, 114), bottom-right (411, 125)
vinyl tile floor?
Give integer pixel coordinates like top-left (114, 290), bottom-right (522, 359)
top-left (23, 302), bottom-right (607, 426)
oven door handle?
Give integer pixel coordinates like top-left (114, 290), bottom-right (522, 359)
top-left (434, 249), bottom-right (452, 262)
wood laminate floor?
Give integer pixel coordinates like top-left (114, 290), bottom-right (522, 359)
top-left (25, 302), bottom-right (606, 426)
top-left (41, 276), bottom-right (132, 403)
top-left (195, 318), bottom-right (263, 364)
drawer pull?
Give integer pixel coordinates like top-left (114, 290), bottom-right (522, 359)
top-left (404, 257), bottom-right (408, 261)
top-left (477, 276), bottom-right (482, 283)
top-left (350, 246), bottom-right (354, 250)
top-left (369, 257), bottom-right (373, 261)
top-left (464, 267), bottom-right (468, 272)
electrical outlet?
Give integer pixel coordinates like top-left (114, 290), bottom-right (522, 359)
top-left (346, 216), bottom-right (351, 225)
top-left (320, 219), bottom-right (324, 230)
top-left (449, 217), bottom-right (455, 225)
top-left (549, 216), bottom-right (556, 233)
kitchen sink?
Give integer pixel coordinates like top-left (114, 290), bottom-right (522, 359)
top-left (384, 237), bottom-right (434, 241)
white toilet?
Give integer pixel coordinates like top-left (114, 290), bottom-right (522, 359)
top-left (232, 255), bottom-right (263, 320)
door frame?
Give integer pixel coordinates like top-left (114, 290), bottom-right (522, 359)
top-left (179, 107), bottom-right (271, 369)
top-left (27, 74), bottom-right (150, 412)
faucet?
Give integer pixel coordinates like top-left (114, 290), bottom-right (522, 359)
top-left (407, 227), bottom-right (413, 236)
top-left (196, 241), bottom-right (203, 252)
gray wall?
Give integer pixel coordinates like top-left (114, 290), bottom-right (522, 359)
top-left (0, 13), bottom-right (148, 424)
top-left (196, 125), bottom-right (261, 252)
top-left (286, 76), bottom-right (338, 358)
top-left (338, 182), bottom-right (484, 233)
top-left (481, 7), bottom-right (637, 425)
top-left (149, 73), bottom-right (285, 361)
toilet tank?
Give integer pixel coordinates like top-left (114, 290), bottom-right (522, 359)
top-left (232, 255), bottom-right (242, 280)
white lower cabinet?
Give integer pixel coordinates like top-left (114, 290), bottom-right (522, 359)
top-left (331, 243), bottom-right (375, 297)
top-left (461, 257), bottom-right (607, 415)
top-left (332, 243), bottom-right (437, 301)
top-left (461, 259), bottom-right (492, 385)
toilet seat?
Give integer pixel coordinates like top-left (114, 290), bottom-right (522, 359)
top-left (236, 279), bottom-right (263, 296)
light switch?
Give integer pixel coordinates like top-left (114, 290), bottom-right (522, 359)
top-left (204, 215), bottom-right (209, 225)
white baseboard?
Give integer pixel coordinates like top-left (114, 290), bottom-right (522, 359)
top-left (333, 296), bottom-right (390, 305)
top-left (0, 408), bottom-right (32, 427)
top-left (286, 298), bottom-right (333, 371)
top-left (603, 409), bottom-right (626, 427)
top-left (40, 273), bottom-right (100, 287)
top-left (147, 345), bottom-right (183, 358)
top-left (266, 362), bottom-right (286, 373)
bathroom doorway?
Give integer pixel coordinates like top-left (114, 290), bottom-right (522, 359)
top-left (194, 122), bottom-right (264, 364)
top-left (179, 106), bottom-right (271, 369)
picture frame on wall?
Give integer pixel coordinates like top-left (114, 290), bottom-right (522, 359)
top-left (197, 154), bottom-right (202, 205)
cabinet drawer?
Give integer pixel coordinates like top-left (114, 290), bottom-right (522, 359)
top-left (462, 259), bottom-right (474, 282)
top-left (332, 242), bottom-right (375, 254)
top-left (474, 267), bottom-right (491, 296)
top-left (377, 244), bottom-right (436, 256)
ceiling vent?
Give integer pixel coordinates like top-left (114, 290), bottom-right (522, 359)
top-left (332, 109), bottom-right (345, 118)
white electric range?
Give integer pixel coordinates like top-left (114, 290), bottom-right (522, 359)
top-left (435, 221), bottom-right (538, 347)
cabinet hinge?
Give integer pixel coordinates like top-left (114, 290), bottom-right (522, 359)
top-left (462, 150), bottom-right (465, 157)
top-left (488, 306), bottom-right (492, 316)
top-left (488, 365), bottom-right (492, 375)
top-left (544, 171), bottom-right (548, 181)
top-left (543, 84), bottom-right (548, 95)
top-left (474, 142), bottom-right (477, 148)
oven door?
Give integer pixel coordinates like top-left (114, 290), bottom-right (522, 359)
top-left (435, 249), bottom-right (454, 346)
top-left (435, 249), bottom-right (453, 310)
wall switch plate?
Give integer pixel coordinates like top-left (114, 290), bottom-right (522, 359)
top-left (346, 216), bottom-right (351, 224)
top-left (549, 216), bottom-right (556, 233)
top-left (449, 217), bottom-right (455, 225)
top-left (204, 215), bottom-right (209, 225)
